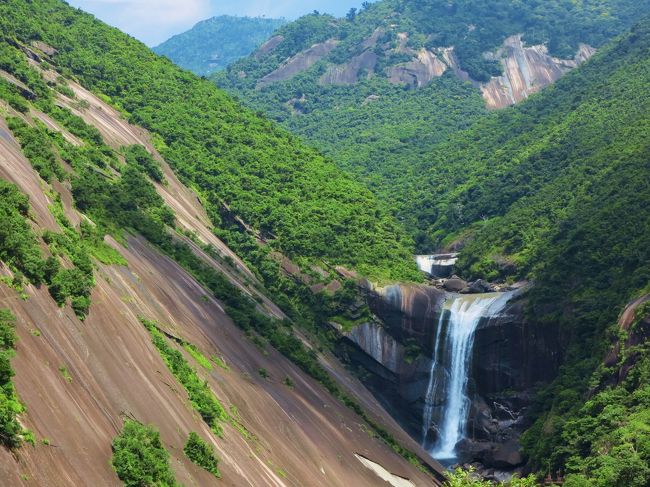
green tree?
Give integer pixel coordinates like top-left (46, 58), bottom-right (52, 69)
top-left (111, 420), bottom-right (178, 487)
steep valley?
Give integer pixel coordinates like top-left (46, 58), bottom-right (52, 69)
top-left (0, 36), bottom-right (444, 487)
top-left (0, 1), bottom-right (649, 486)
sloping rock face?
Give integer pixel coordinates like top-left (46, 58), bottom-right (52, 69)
top-left (347, 322), bottom-right (403, 373)
top-left (254, 35), bottom-right (285, 59)
top-left (320, 50), bottom-right (378, 85)
top-left (604, 294), bottom-right (650, 383)
top-left (0, 61), bottom-right (443, 485)
top-left (338, 285), bottom-right (446, 435)
top-left (387, 49), bottom-right (448, 88)
top-left (481, 35), bottom-right (596, 108)
top-left (258, 39), bottom-right (338, 87)
top-left (309, 30), bottom-right (593, 108)
top-left (372, 284), bottom-right (446, 341)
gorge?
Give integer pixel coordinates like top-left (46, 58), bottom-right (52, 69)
top-left (0, 1), bottom-right (648, 486)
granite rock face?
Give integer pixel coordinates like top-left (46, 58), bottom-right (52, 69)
top-left (258, 39), bottom-right (339, 87)
top-left (481, 35), bottom-right (596, 108)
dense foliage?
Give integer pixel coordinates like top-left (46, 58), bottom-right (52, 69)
top-left (216, 0), bottom-right (648, 240)
top-left (6, 117), bottom-right (64, 182)
top-left (0, 0), bottom-right (419, 282)
top-left (183, 432), bottom-right (221, 478)
top-left (0, 180), bottom-right (45, 285)
top-left (443, 467), bottom-right (536, 486)
top-left (0, 166), bottom-right (96, 319)
top-left (153, 16), bottom-right (286, 76)
top-left (111, 420), bottom-right (178, 487)
top-left (0, 309), bottom-right (23, 449)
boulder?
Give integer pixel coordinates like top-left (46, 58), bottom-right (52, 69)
top-left (443, 277), bottom-right (467, 292)
top-left (461, 279), bottom-right (496, 294)
top-left (489, 439), bottom-right (523, 468)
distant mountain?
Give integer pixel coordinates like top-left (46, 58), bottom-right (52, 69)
top-left (153, 16), bottom-right (287, 75)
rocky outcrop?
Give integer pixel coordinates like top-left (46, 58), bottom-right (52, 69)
top-left (481, 35), bottom-right (596, 108)
top-left (603, 294), bottom-right (650, 384)
top-left (257, 30), bottom-right (592, 109)
top-left (253, 34), bottom-right (284, 59)
top-left (320, 50), bottom-right (378, 85)
top-left (387, 49), bottom-right (448, 88)
top-left (258, 39), bottom-right (338, 87)
top-left (340, 280), bottom-right (564, 471)
top-left (472, 295), bottom-right (561, 394)
top-left (346, 322), bottom-right (404, 374)
top-left (371, 284), bottom-right (446, 341)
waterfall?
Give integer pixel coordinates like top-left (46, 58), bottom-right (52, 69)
top-left (420, 309), bottom-right (445, 443)
top-left (421, 292), bottom-right (514, 460)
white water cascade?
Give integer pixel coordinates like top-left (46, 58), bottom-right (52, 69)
top-left (421, 292), bottom-right (514, 461)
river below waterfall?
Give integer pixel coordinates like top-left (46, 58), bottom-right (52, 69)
top-left (421, 291), bottom-right (515, 461)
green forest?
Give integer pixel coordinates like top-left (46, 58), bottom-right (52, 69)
top-left (0, 0), bottom-right (648, 485)
top-left (216, 0), bottom-right (650, 252)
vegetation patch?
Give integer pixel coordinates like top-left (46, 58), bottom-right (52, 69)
top-left (211, 355), bottom-right (230, 371)
top-left (443, 467), bottom-right (535, 486)
top-left (140, 317), bottom-right (229, 437)
top-left (183, 431), bottom-right (221, 479)
top-left (6, 117), bottom-right (65, 183)
top-left (111, 419), bottom-right (179, 487)
top-left (183, 344), bottom-right (212, 370)
top-left (0, 309), bottom-right (25, 448)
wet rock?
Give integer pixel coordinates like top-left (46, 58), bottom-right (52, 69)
top-left (460, 279), bottom-right (496, 294)
top-left (443, 277), bottom-right (467, 292)
top-left (457, 439), bottom-right (523, 468)
top-left (490, 439), bottom-right (523, 468)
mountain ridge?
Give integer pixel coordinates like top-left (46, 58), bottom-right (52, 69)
top-left (153, 15), bottom-right (287, 76)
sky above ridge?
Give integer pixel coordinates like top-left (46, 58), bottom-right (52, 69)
top-left (67, 0), bottom-right (373, 46)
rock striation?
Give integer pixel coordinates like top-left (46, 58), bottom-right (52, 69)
top-left (258, 39), bottom-right (339, 87)
top-left (481, 35), bottom-right (596, 108)
top-left (340, 281), bottom-right (563, 470)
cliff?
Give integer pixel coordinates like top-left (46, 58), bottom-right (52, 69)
top-left (0, 32), bottom-right (442, 486)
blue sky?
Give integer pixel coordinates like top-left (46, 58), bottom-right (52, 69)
top-left (67, 0), bottom-right (370, 46)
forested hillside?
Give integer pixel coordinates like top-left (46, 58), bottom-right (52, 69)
top-left (153, 16), bottom-right (286, 76)
top-left (437, 19), bottom-right (649, 485)
top-left (0, 0), bottom-right (419, 282)
top-left (215, 0), bottom-right (649, 246)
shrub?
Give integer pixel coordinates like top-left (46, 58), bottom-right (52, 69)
top-left (140, 318), bottom-right (228, 437)
top-left (111, 419), bottom-right (178, 487)
top-left (183, 432), bottom-right (220, 478)
top-left (0, 309), bottom-right (24, 448)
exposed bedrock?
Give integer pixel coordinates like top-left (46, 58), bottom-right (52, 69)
top-left (258, 39), bottom-right (338, 87)
top-left (481, 35), bottom-right (596, 108)
top-left (472, 297), bottom-right (561, 395)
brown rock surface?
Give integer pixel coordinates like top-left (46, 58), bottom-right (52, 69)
top-left (0, 67), bottom-right (445, 485)
top-left (481, 35), bottom-right (595, 108)
top-left (258, 39), bottom-right (339, 87)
